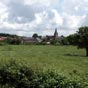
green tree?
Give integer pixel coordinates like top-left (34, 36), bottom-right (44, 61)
top-left (67, 34), bottom-right (78, 45)
top-left (77, 26), bottom-right (88, 56)
top-left (32, 33), bottom-right (38, 39)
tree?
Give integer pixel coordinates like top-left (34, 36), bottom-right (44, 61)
top-left (67, 34), bottom-right (78, 45)
top-left (32, 33), bottom-right (38, 39)
top-left (61, 37), bottom-right (69, 45)
top-left (77, 26), bottom-right (88, 56)
top-left (38, 35), bottom-right (42, 39)
top-left (5, 37), bottom-right (21, 45)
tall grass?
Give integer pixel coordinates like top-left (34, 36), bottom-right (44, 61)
top-left (0, 45), bottom-right (88, 77)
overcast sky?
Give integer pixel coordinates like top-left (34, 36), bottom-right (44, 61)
top-left (0, 0), bottom-right (88, 36)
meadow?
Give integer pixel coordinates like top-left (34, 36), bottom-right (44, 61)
top-left (0, 45), bottom-right (88, 78)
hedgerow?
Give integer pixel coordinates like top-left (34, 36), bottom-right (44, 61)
top-left (0, 61), bottom-right (88, 88)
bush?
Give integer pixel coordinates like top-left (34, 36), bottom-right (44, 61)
top-left (0, 61), bottom-right (88, 88)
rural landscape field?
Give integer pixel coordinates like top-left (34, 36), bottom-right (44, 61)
top-left (0, 45), bottom-right (88, 76)
top-left (0, 0), bottom-right (88, 87)
top-left (0, 45), bottom-right (88, 87)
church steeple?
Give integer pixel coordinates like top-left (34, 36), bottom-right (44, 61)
top-left (54, 28), bottom-right (58, 39)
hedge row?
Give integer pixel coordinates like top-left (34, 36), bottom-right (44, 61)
top-left (0, 61), bottom-right (88, 88)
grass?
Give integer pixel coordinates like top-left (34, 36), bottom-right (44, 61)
top-left (0, 45), bottom-right (88, 78)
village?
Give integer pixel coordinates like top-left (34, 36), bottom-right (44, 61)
top-left (0, 28), bottom-right (65, 45)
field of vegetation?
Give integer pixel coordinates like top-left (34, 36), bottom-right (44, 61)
top-left (0, 45), bottom-right (88, 75)
top-left (0, 45), bottom-right (88, 88)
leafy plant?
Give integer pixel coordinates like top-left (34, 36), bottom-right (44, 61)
top-left (0, 60), bottom-right (88, 88)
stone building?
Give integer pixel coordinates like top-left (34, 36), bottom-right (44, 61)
top-left (44, 28), bottom-right (59, 42)
top-left (54, 28), bottom-right (58, 39)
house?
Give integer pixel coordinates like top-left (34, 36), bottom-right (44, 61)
top-left (21, 28), bottom-right (64, 45)
top-left (42, 28), bottom-right (65, 45)
top-left (0, 37), bottom-right (7, 41)
top-left (42, 28), bottom-right (59, 43)
top-left (22, 37), bottom-right (42, 44)
top-left (47, 28), bottom-right (58, 40)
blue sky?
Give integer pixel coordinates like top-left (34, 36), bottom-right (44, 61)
top-left (0, 0), bottom-right (88, 36)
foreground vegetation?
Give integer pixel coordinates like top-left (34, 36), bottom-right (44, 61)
top-left (0, 45), bottom-right (88, 87)
top-left (0, 61), bottom-right (88, 88)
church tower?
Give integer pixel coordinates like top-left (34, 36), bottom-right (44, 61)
top-left (54, 28), bottom-right (58, 39)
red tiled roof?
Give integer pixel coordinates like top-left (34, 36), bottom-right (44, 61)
top-left (0, 37), bottom-right (7, 41)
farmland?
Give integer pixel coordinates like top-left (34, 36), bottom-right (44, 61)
top-left (0, 45), bottom-right (88, 77)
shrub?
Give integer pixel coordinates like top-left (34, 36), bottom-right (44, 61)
top-left (0, 60), bottom-right (87, 88)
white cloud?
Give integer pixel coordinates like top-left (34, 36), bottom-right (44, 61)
top-left (62, 0), bottom-right (80, 14)
top-left (51, 9), bottom-right (63, 26)
top-left (0, 2), bottom-right (8, 22)
top-left (62, 0), bottom-right (88, 15)
top-left (0, 0), bottom-right (88, 36)
top-left (24, 0), bottom-right (58, 7)
top-left (62, 13), bottom-right (85, 29)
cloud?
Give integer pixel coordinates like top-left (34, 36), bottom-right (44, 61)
top-left (24, 0), bottom-right (58, 7)
top-left (81, 14), bottom-right (88, 27)
top-left (61, 0), bottom-right (88, 15)
top-left (50, 9), bottom-right (63, 26)
top-left (62, 13), bottom-right (85, 29)
top-left (0, 0), bottom-right (88, 36)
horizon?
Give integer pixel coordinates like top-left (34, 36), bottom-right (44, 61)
top-left (0, 0), bottom-right (88, 36)
top-left (0, 28), bottom-right (77, 37)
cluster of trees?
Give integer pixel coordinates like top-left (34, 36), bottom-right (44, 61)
top-left (65, 26), bottom-right (88, 56)
top-left (32, 33), bottom-right (42, 39)
top-left (0, 33), bottom-right (18, 38)
top-left (0, 33), bottom-right (22, 45)
top-left (76, 27), bottom-right (88, 56)
top-left (5, 37), bottom-right (21, 45)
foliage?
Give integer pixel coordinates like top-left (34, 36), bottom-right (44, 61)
top-left (0, 45), bottom-right (87, 75)
top-left (0, 33), bottom-right (18, 38)
top-left (60, 37), bottom-right (69, 45)
top-left (76, 26), bottom-right (88, 48)
top-left (76, 26), bottom-right (88, 56)
top-left (0, 33), bottom-right (22, 45)
top-left (32, 33), bottom-right (38, 39)
top-left (50, 39), bottom-right (58, 45)
top-left (5, 37), bottom-right (21, 45)
top-left (0, 60), bottom-right (88, 88)
top-left (0, 45), bottom-right (88, 88)
top-left (66, 34), bottom-right (78, 45)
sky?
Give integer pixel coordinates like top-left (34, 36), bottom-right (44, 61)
top-left (0, 0), bottom-right (88, 37)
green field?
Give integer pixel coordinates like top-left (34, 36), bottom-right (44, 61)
top-left (0, 45), bottom-right (88, 77)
